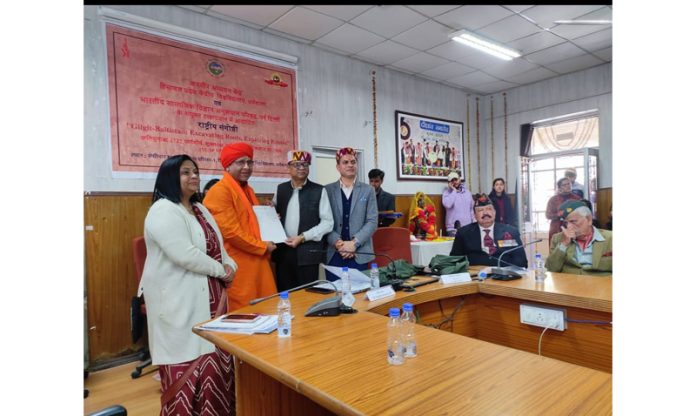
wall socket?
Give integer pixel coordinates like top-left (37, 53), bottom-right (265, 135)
top-left (520, 304), bottom-right (566, 331)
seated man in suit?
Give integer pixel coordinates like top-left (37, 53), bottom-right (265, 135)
top-left (546, 200), bottom-right (612, 276)
top-left (450, 193), bottom-right (527, 267)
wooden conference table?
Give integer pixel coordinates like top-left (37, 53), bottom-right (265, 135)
top-left (194, 269), bottom-right (612, 415)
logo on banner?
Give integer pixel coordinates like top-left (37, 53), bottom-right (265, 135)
top-left (207, 60), bottom-right (225, 77)
top-left (264, 73), bottom-right (288, 88)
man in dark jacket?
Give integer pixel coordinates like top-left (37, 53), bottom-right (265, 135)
top-left (272, 150), bottom-right (334, 291)
top-left (368, 168), bottom-right (396, 227)
top-left (450, 193), bottom-right (527, 268)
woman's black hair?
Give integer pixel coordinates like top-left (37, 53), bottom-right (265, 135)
top-left (152, 154), bottom-right (202, 205)
top-left (492, 177), bottom-right (506, 192)
top-left (556, 177), bottom-right (570, 189)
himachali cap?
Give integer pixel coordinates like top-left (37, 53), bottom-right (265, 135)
top-left (288, 150), bottom-right (312, 164)
top-left (558, 200), bottom-right (585, 220)
top-left (447, 171), bottom-right (460, 181)
top-left (335, 147), bottom-right (356, 162)
top-left (473, 193), bottom-right (492, 208)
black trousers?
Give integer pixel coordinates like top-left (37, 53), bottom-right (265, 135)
top-left (273, 244), bottom-right (320, 292)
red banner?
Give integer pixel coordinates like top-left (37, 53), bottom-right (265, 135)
top-left (106, 24), bottom-right (298, 176)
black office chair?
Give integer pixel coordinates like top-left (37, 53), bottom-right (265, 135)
top-left (130, 236), bottom-right (152, 379)
top-left (88, 405), bottom-right (127, 416)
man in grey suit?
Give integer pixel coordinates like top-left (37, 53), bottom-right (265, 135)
top-left (325, 147), bottom-right (378, 280)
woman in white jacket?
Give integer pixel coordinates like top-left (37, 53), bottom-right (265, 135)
top-left (140, 154), bottom-right (237, 415)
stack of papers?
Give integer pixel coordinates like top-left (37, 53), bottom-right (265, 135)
top-left (196, 314), bottom-right (280, 334)
top-left (317, 265), bottom-right (373, 293)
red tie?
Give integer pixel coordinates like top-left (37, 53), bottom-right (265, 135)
top-left (484, 229), bottom-right (497, 255)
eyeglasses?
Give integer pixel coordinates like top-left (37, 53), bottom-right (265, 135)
top-left (232, 159), bottom-right (255, 168)
top-left (289, 162), bottom-right (310, 169)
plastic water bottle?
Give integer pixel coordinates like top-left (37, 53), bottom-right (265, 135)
top-left (387, 308), bottom-right (405, 365)
top-left (277, 291), bottom-right (291, 338)
top-left (401, 303), bottom-right (418, 358)
top-left (341, 266), bottom-right (355, 307)
top-left (370, 263), bottom-right (380, 289)
top-left (534, 253), bottom-right (546, 282)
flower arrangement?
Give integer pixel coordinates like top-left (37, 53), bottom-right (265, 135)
top-left (408, 192), bottom-right (438, 241)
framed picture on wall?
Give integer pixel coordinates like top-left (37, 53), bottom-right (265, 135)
top-left (395, 110), bottom-right (464, 181)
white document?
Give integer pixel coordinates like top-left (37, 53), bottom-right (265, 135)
top-left (316, 265), bottom-right (373, 293)
top-left (196, 314), bottom-right (280, 334)
top-left (440, 272), bottom-right (472, 284)
top-left (252, 205), bottom-right (287, 243)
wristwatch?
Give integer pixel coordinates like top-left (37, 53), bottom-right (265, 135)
top-left (299, 234), bottom-right (305, 243)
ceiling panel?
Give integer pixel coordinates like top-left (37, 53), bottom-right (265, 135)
top-left (484, 58), bottom-right (540, 78)
top-left (520, 5), bottom-right (604, 28)
top-left (504, 66), bottom-right (559, 85)
top-left (544, 54), bottom-right (604, 75)
top-left (209, 5), bottom-right (293, 27)
top-left (421, 62), bottom-right (476, 80)
top-left (392, 20), bottom-right (452, 51)
top-left (176, 5), bottom-right (612, 94)
top-left (448, 71), bottom-right (500, 87)
top-left (314, 24), bottom-right (385, 55)
top-left (504, 5), bottom-right (534, 13)
top-left (268, 7), bottom-right (343, 41)
top-left (476, 80), bottom-right (520, 94)
top-left (572, 28), bottom-right (612, 52)
top-left (476, 14), bottom-right (542, 43)
top-left (408, 5), bottom-right (461, 18)
top-left (304, 5), bottom-right (373, 21)
top-left (593, 47), bottom-right (612, 62)
top-left (525, 42), bottom-right (587, 66)
top-left (350, 5), bottom-right (428, 38)
top-left (434, 5), bottom-right (513, 31)
top-left (354, 41), bottom-right (420, 66)
top-left (390, 52), bottom-right (450, 74)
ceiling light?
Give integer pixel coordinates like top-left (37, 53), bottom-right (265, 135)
top-left (450, 30), bottom-right (521, 61)
top-left (554, 20), bottom-right (612, 25)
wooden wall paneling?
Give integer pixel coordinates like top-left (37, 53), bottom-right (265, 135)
top-left (237, 350), bottom-right (341, 415)
top-left (85, 194), bottom-right (151, 365)
top-left (596, 187), bottom-right (612, 229)
top-left (474, 295), bottom-right (612, 373)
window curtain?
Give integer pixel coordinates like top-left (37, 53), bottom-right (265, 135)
top-left (520, 123), bottom-right (533, 157)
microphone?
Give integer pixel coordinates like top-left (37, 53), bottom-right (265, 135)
top-left (488, 238), bottom-right (542, 280)
top-left (248, 280), bottom-right (353, 317)
top-left (496, 238), bottom-right (542, 268)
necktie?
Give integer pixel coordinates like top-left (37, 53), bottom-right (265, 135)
top-left (484, 229), bottom-right (497, 255)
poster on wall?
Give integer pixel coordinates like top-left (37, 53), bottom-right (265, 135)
top-left (395, 111), bottom-right (464, 181)
top-left (105, 24), bottom-right (298, 178)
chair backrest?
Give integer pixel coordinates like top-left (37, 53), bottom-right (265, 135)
top-left (132, 236), bottom-right (146, 285)
top-left (371, 227), bottom-right (413, 267)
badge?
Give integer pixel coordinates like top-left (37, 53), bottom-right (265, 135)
top-left (497, 239), bottom-right (518, 248)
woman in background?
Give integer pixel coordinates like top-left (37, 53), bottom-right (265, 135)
top-left (488, 178), bottom-right (517, 228)
top-left (545, 177), bottom-right (581, 244)
top-left (139, 154), bottom-right (237, 415)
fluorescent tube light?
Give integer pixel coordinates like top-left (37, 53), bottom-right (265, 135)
top-left (450, 30), bottom-right (521, 61)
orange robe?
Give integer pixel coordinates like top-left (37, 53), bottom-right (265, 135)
top-left (204, 172), bottom-right (277, 311)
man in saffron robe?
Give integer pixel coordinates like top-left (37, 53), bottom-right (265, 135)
top-left (204, 142), bottom-right (278, 311)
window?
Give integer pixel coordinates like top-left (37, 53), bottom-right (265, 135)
top-left (530, 114), bottom-right (599, 155)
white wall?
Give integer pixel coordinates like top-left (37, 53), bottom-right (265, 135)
top-left (480, 63), bottom-right (612, 192)
top-left (84, 5), bottom-right (611, 196)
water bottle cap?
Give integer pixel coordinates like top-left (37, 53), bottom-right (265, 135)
top-left (479, 272), bottom-right (487, 279)
top-left (535, 253), bottom-right (542, 258)
top-left (342, 266), bottom-right (349, 272)
top-left (279, 291), bottom-right (289, 299)
top-left (403, 303), bottom-right (413, 312)
top-left (389, 308), bottom-right (400, 317)
top-left (371, 262), bottom-right (378, 269)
